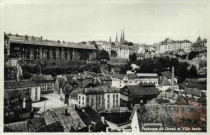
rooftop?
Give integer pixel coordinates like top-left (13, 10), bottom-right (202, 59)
top-left (179, 83), bottom-right (207, 90)
top-left (42, 106), bottom-right (87, 132)
top-left (4, 80), bottom-right (38, 89)
top-left (8, 34), bottom-right (96, 50)
top-left (123, 83), bottom-right (159, 96)
top-left (83, 86), bottom-right (120, 94)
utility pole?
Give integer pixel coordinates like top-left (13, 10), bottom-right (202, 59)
top-left (171, 66), bottom-right (174, 93)
top-left (43, 100), bottom-right (46, 112)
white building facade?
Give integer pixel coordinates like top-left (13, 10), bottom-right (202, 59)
top-left (111, 74), bottom-right (159, 88)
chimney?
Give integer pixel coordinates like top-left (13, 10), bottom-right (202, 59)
top-left (88, 125), bottom-right (92, 132)
top-left (23, 97), bottom-right (26, 108)
top-left (65, 108), bottom-right (68, 116)
top-left (101, 116), bottom-right (105, 124)
top-left (106, 127), bottom-right (111, 132)
top-left (171, 66), bottom-right (174, 93)
top-left (82, 109), bottom-right (85, 113)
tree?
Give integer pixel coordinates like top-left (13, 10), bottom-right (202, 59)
top-left (80, 41), bottom-right (86, 44)
top-left (80, 52), bottom-right (89, 61)
top-left (111, 50), bottom-right (117, 57)
top-left (188, 51), bottom-right (199, 60)
top-left (188, 65), bottom-right (198, 78)
top-left (129, 53), bottom-right (137, 62)
top-left (120, 63), bottom-right (132, 74)
top-left (97, 50), bottom-right (110, 62)
top-left (128, 42), bottom-right (133, 46)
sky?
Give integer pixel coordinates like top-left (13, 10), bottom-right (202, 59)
top-left (2, 0), bottom-right (208, 44)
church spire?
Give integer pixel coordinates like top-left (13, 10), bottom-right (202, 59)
top-left (115, 33), bottom-right (118, 43)
top-left (120, 29), bottom-right (123, 43)
top-left (123, 28), bottom-right (125, 42)
top-left (109, 37), bottom-right (111, 43)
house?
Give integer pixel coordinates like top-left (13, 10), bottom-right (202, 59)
top-left (60, 82), bottom-right (74, 104)
top-left (136, 73), bottom-right (159, 85)
top-left (179, 83), bottom-right (207, 95)
top-left (181, 88), bottom-right (206, 99)
top-left (159, 76), bottom-right (179, 91)
top-left (160, 71), bottom-right (178, 83)
top-left (75, 106), bottom-right (107, 132)
top-left (5, 106), bottom-right (101, 132)
top-left (54, 77), bottom-right (65, 94)
top-left (4, 80), bottom-right (41, 102)
top-left (62, 74), bottom-right (77, 82)
top-left (113, 45), bottom-right (130, 59)
top-left (136, 53), bottom-right (144, 60)
top-left (112, 73), bottom-right (158, 88)
top-left (4, 89), bottom-right (33, 124)
top-left (69, 87), bottom-right (83, 107)
top-left (120, 83), bottom-right (160, 106)
top-left (77, 86), bottom-right (120, 111)
top-left (31, 74), bottom-right (54, 94)
top-left (42, 106), bottom-right (87, 132)
top-left (78, 78), bottom-right (100, 88)
top-left (183, 78), bottom-right (207, 84)
top-left (158, 89), bottom-right (182, 103)
top-left (98, 75), bottom-right (112, 86)
top-left (4, 114), bottom-right (64, 132)
top-left (84, 71), bottom-right (98, 79)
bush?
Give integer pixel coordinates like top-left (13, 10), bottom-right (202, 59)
top-left (188, 51), bottom-right (199, 60)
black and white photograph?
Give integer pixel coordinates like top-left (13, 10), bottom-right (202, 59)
top-left (2, 0), bottom-right (208, 133)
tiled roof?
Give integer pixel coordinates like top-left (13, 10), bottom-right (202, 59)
top-left (127, 74), bottom-right (138, 79)
top-left (4, 121), bottom-right (29, 132)
top-left (160, 77), bottom-right (171, 86)
top-left (28, 117), bottom-right (46, 132)
top-left (32, 74), bottom-right (54, 81)
top-left (4, 80), bottom-right (38, 89)
top-left (111, 74), bottom-right (125, 79)
top-left (57, 77), bottom-right (65, 86)
top-left (70, 87), bottom-right (83, 98)
top-left (85, 71), bottom-right (97, 77)
top-left (42, 106), bottom-right (87, 132)
top-left (84, 86), bottom-right (119, 94)
top-left (179, 83), bottom-right (206, 90)
top-left (4, 117), bottom-right (64, 132)
top-left (183, 78), bottom-right (207, 83)
top-left (36, 121), bottom-right (64, 132)
top-left (75, 106), bottom-right (102, 128)
top-left (181, 88), bottom-right (204, 97)
top-left (161, 71), bottom-right (177, 79)
top-left (124, 83), bottom-right (159, 96)
top-left (63, 83), bottom-right (74, 94)
top-left (4, 89), bottom-right (20, 99)
top-left (78, 79), bottom-right (93, 88)
top-left (64, 74), bottom-right (76, 81)
top-left (8, 34), bottom-right (96, 50)
top-left (45, 75), bottom-right (54, 81)
top-left (136, 73), bottom-right (158, 77)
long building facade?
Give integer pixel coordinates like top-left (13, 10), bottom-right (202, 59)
top-left (4, 33), bottom-right (97, 61)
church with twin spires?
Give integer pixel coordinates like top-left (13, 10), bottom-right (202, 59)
top-left (109, 29), bottom-right (126, 45)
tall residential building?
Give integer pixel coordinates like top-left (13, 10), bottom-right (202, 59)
top-left (159, 41), bottom-right (192, 53)
top-left (75, 86), bottom-right (120, 111)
